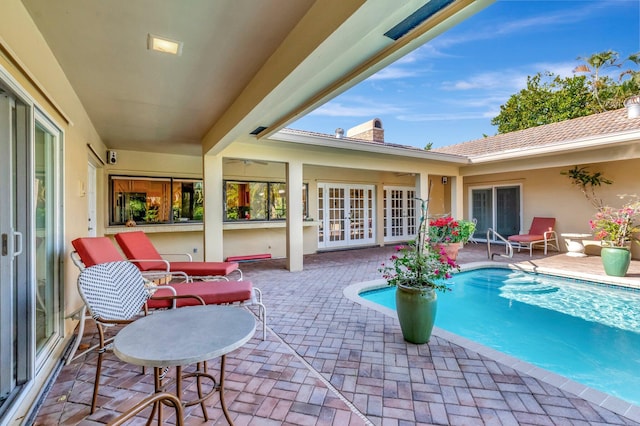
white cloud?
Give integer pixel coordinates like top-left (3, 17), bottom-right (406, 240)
top-left (432, 2), bottom-right (610, 50)
top-left (310, 98), bottom-right (405, 117)
top-left (368, 67), bottom-right (421, 81)
top-left (397, 111), bottom-right (492, 122)
top-left (441, 70), bottom-right (527, 92)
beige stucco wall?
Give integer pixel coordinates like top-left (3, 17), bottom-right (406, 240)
top-left (1, 0), bottom-right (109, 322)
top-left (102, 146), bottom-right (457, 260)
top-left (462, 157), bottom-right (640, 259)
top-left (0, 1), bottom-right (108, 420)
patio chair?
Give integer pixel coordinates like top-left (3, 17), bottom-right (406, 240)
top-left (68, 237), bottom-right (266, 365)
top-left (77, 261), bottom-right (206, 414)
top-left (114, 230), bottom-right (243, 281)
top-left (507, 217), bottom-right (559, 256)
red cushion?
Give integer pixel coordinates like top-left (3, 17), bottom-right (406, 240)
top-left (528, 217), bottom-right (555, 235)
top-left (71, 237), bottom-right (124, 267)
top-left (508, 234), bottom-right (545, 243)
top-left (168, 261), bottom-right (239, 276)
top-left (114, 231), bottom-right (167, 271)
top-left (116, 231), bottom-right (239, 276)
top-left (147, 281), bottom-right (253, 309)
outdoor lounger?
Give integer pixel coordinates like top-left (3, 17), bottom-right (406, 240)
top-left (114, 230), bottom-right (243, 281)
top-left (507, 217), bottom-right (559, 256)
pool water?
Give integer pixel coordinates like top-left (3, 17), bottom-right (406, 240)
top-left (361, 268), bottom-right (640, 405)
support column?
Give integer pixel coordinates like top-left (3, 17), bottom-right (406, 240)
top-left (203, 154), bottom-right (224, 261)
top-left (451, 176), bottom-right (464, 219)
top-left (415, 173), bottom-right (431, 201)
top-left (286, 161), bottom-right (304, 271)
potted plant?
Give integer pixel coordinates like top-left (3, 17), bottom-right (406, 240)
top-left (428, 216), bottom-right (476, 260)
top-left (589, 199), bottom-right (640, 276)
top-left (379, 198), bottom-right (459, 344)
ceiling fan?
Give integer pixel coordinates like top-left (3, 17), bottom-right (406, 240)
top-left (225, 158), bottom-right (269, 166)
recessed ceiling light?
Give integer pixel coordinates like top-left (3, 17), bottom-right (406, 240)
top-left (147, 33), bottom-right (183, 56)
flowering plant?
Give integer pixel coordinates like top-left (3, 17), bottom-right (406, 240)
top-left (589, 200), bottom-right (640, 247)
top-left (379, 198), bottom-right (459, 292)
top-left (428, 216), bottom-right (476, 244)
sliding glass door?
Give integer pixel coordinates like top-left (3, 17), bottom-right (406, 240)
top-left (470, 185), bottom-right (521, 240)
top-left (0, 79), bottom-right (63, 419)
top-left (0, 87), bottom-right (31, 412)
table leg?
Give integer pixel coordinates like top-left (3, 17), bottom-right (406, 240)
top-left (153, 367), bottom-right (162, 426)
top-left (196, 361), bottom-right (209, 421)
top-left (219, 354), bottom-right (234, 425)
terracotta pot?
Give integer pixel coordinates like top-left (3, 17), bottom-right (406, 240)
top-left (435, 242), bottom-right (460, 261)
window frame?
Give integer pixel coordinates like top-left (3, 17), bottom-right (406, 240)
top-left (223, 180), bottom-right (308, 222)
top-left (108, 175), bottom-right (204, 226)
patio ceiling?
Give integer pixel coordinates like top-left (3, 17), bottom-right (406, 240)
top-left (21, 0), bottom-right (492, 156)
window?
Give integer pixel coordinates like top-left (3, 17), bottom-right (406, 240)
top-left (110, 176), bottom-right (203, 225)
top-left (224, 180), bottom-right (308, 221)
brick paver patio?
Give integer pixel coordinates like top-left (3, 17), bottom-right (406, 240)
top-left (32, 244), bottom-right (640, 425)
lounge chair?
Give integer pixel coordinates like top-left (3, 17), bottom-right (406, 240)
top-left (507, 217), bottom-right (559, 256)
top-left (67, 237), bottom-right (266, 366)
top-left (114, 230), bottom-right (243, 281)
top-left (77, 261), bottom-right (205, 414)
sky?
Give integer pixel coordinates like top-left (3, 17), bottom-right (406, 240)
top-left (289, 0), bottom-right (640, 149)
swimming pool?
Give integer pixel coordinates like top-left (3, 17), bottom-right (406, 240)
top-left (360, 267), bottom-right (640, 406)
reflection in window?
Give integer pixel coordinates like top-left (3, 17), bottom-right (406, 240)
top-left (110, 176), bottom-right (203, 225)
top-left (224, 181), bottom-right (308, 221)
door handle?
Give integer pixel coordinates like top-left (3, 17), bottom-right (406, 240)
top-left (1, 233), bottom-right (7, 256)
top-left (13, 231), bottom-right (23, 257)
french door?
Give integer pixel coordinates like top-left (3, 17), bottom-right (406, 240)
top-left (317, 183), bottom-right (375, 248)
top-left (383, 186), bottom-right (417, 242)
top-left (470, 185), bottom-right (521, 241)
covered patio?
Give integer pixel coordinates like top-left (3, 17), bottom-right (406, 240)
top-left (33, 245), bottom-right (640, 425)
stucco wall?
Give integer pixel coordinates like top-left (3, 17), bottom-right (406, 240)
top-left (463, 158), bottom-right (640, 259)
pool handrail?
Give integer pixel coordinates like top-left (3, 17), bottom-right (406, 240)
top-left (486, 228), bottom-right (514, 259)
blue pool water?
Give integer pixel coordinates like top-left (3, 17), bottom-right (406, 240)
top-left (361, 268), bottom-right (640, 405)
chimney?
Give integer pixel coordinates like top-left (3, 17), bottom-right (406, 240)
top-left (624, 95), bottom-right (640, 119)
top-left (335, 128), bottom-right (344, 138)
top-left (346, 118), bottom-right (384, 143)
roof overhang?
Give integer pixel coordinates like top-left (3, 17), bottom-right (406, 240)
top-left (272, 128), bottom-right (470, 164)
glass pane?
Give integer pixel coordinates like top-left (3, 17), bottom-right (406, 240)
top-left (249, 182), bottom-right (268, 220)
top-left (472, 189), bottom-right (493, 239)
top-left (270, 183), bottom-right (286, 219)
top-left (496, 186), bottom-right (520, 237)
top-left (34, 122), bottom-right (55, 353)
top-left (111, 177), bottom-right (171, 224)
top-left (172, 179), bottom-right (203, 222)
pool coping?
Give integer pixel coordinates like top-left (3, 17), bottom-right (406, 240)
top-left (343, 261), bottom-right (640, 423)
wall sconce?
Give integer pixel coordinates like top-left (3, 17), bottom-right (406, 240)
top-left (442, 176), bottom-right (448, 185)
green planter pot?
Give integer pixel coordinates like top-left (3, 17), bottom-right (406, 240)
top-left (395, 284), bottom-right (437, 344)
top-left (601, 246), bottom-right (631, 277)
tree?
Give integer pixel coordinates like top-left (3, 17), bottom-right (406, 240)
top-left (560, 165), bottom-right (612, 211)
top-left (492, 50), bottom-right (640, 134)
top-left (491, 72), bottom-right (594, 133)
top-left (573, 50), bottom-right (640, 111)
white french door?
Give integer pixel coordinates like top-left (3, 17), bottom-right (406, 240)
top-left (383, 186), bottom-right (417, 242)
top-left (317, 183), bottom-right (375, 248)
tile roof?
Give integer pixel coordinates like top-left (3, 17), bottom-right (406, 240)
top-left (433, 108), bottom-right (640, 157)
